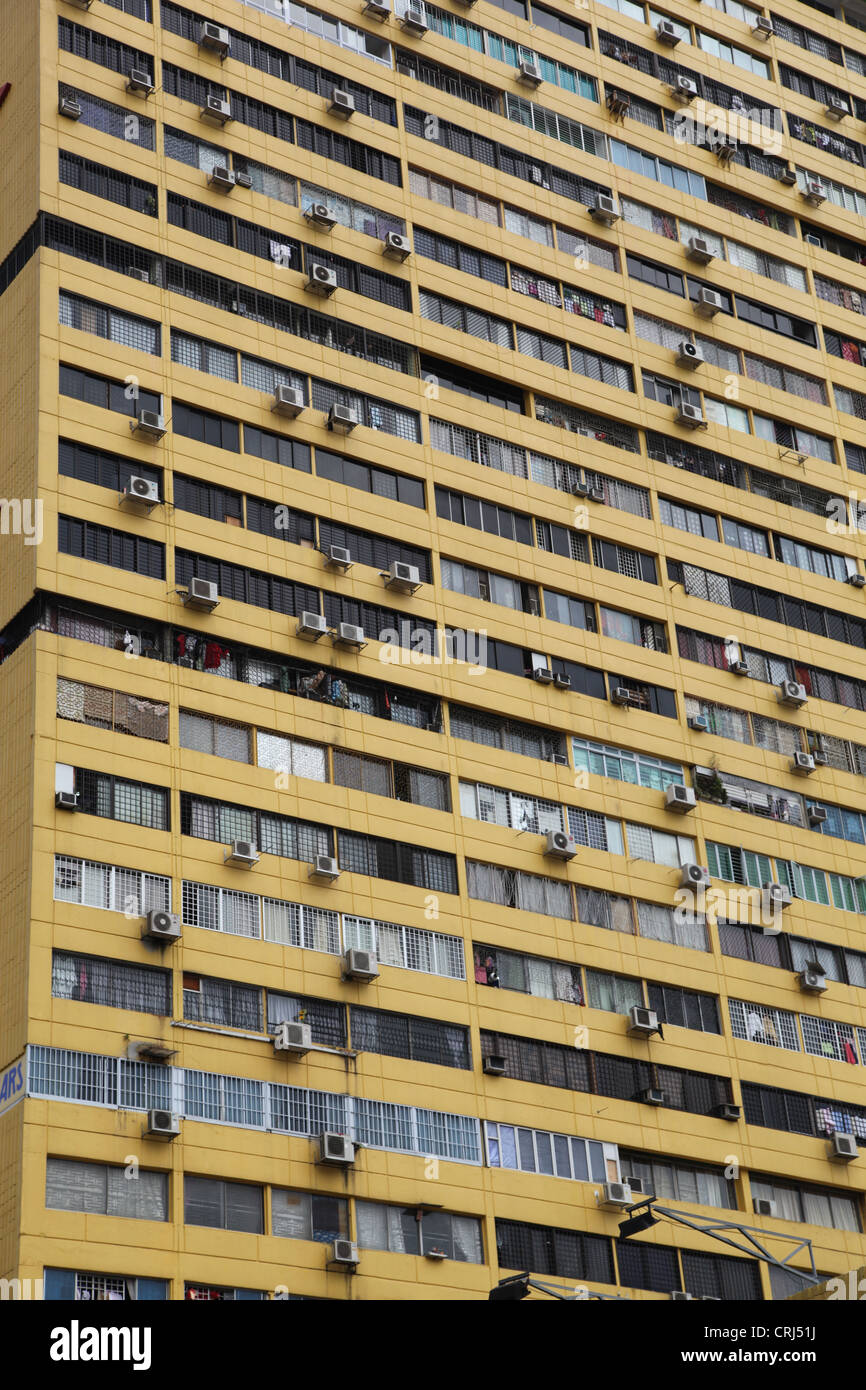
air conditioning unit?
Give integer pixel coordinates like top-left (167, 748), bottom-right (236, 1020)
top-left (330, 1239), bottom-right (359, 1269)
top-left (686, 235), bottom-right (714, 265)
top-left (761, 881), bottom-right (792, 910)
top-left (131, 410), bottom-right (166, 441)
top-left (672, 75), bottom-right (698, 100)
top-left (225, 840), bottom-right (260, 868)
top-left (58, 94), bottom-right (82, 119)
top-left (587, 484), bottom-right (605, 503)
top-left (342, 948), bottom-right (379, 981)
top-left (665, 783), bottom-right (696, 813)
top-left (144, 1110), bottom-right (180, 1139)
top-left (329, 89), bottom-right (355, 118)
top-left (728, 658), bottom-right (749, 674)
top-left (126, 70), bottom-right (155, 96)
top-left (625, 1176), bottom-right (653, 1196)
top-left (328, 403), bottom-right (359, 433)
top-left (183, 577), bottom-right (219, 612)
top-left (199, 20), bottom-right (230, 55)
top-left (400, 8), bottom-right (428, 35)
top-left (306, 263), bottom-right (337, 296)
top-left (548, 752), bottom-right (568, 766)
top-left (55, 790), bottom-right (78, 811)
top-left (826, 95), bottom-right (848, 119)
top-left (554, 672), bottom-right (571, 690)
top-left (780, 477), bottom-right (799, 494)
top-left (752, 16), bottom-right (773, 37)
top-left (309, 854), bottom-right (341, 883)
top-left (544, 829), bottom-right (577, 861)
top-left (383, 231), bottom-right (411, 261)
top-left (798, 968), bottom-right (827, 994)
top-left (517, 59), bottom-right (543, 87)
top-left (778, 164), bottom-right (797, 185)
top-left (713, 1102), bottom-right (741, 1121)
top-left (208, 165), bottom-right (236, 193)
top-left (681, 862), bottom-right (710, 888)
top-left (483, 1054), bottom-right (507, 1076)
top-left (384, 559), bottom-right (422, 593)
top-left (319, 1132), bottom-right (355, 1166)
top-left (695, 287), bottom-right (722, 317)
top-left (847, 571), bottom-right (866, 588)
top-left (641, 1087), bottom-right (666, 1106)
top-left (274, 1020), bottom-right (312, 1054)
top-left (778, 679), bottom-right (807, 708)
top-left (807, 804), bottom-right (827, 825)
top-left (201, 95), bottom-right (232, 125)
top-left (677, 340), bottom-right (704, 369)
top-left (363, 0), bottom-right (390, 17)
top-left (801, 181), bottom-right (826, 206)
top-left (606, 89), bottom-right (630, 118)
top-left (812, 750), bottom-right (829, 766)
top-left (829, 1131), bottom-right (858, 1161)
top-left (64, 0), bottom-right (93, 8)
top-left (333, 622), bottom-right (366, 648)
top-left (599, 1181), bottom-right (633, 1209)
top-left (272, 384), bottom-right (305, 417)
top-left (676, 402), bottom-right (706, 428)
top-left (325, 545), bottom-right (353, 571)
top-left (141, 909), bottom-right (181, 943)
top-left (791, 752), bottom-right (816, 775)
top-left (127, 267), bottom-right (150, 283)
top-left (671, 1291), bottom-right (695, 1301)
top-left (121, 475), bottom-right (160, 510)
top-left (296, 610), bottom-right (329, 640)
top-left (655, 19), bottom-right (681, 44)
top-left (688, 715), bottom-right (709, 732)
top-left (532, 667), bottom-right (554, 684)
top-left (627, 1006), bottom-right (660, 1038)
top-left (589, 194), bottom-right (620, 226)
top-left (305, 201), bottom-right (337, 230)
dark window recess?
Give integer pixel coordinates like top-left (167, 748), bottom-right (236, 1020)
top-left (58, 439), bottom-right (161, 497)
top-left (314, 448), bottom-right (423, 509)
top-left (43, 214), bottom-right (160, 287)
top-left (392, 762), bottom-right (451, 811)
top-left (183, 1176), bottom-right (264, 1234)
top-left (681, 1250), bottom-right (762, 1301)
top-left (338, 831), bottom-right (458, 894)
top-left (532, 3), bottom-right (590, 45)
top-left (167, 190), bottom-right (234, 246)
top-left (180, 791), bottom-right (332, 863)
top-left (395, 46), bottom-right (502, 113)
top-left (414, 227), bottom-right (507, 287)
top-left (299, 244), bottom-right (410, 313)
top-left (496, 1219), bottom-right (615, 1283)
top-left (172, 402), bottom-right (239, 453)
top-left (449, 704), bottom-right (566, 761)
top-left (606, 674), bottom-right (677, 719)
top-left (267, 992), bottom-right (347, 1048)
top-left (646, 984), bottom-right (721, 1034)
top-left (318, 521), bottom-right (430, 581)
top-left (173, 476), bottom-right (243, 524)
top-left (435, 486), bottom-right (534, 546)
top-left (161, 0), bottom-right (396, 124)
top-left (244, 427), bottom-right (312, 474)
top-left (616, 1239), bottom-right (680, 1295)
top-left (685, 277), bottom-right (733, 315)
top-left (845, 441), bottom-right (866, 476)
top-left (58, 17), bottom-right (153, 78)
top-left (627, 253), bottom-right (685, 298)
top-left (322, 595), bottom-right (438, 650)
top-left (246, 498), bottom-right (316, 549)
top-left (825, 328), bottom-right (866, 369)
top-left (350, 1006), bottom-right (470, 1069)
top-left (420, 354), bottom-right (525, 414)
top-left (59, 151), bottom-right (157, 217)
top-left (104, 0), bottom-right (152, 19)
top-left (52, 950), bottom-right (170, 1014)
top-left (175, 550), bottom-right (318, 617)
top-left (550, 657), bottom-right (608, 700)
top-left (742, 1082), bottom-right (866, 1141)
top-left (59, 363), bottom-right (161, 418)
top-left (295, 116), bottom-right (402, 186)
top-left (718, 920), bottom-right (787, 969)
top-left (480, 1031), bottom-right (729, 1112)
top-left (705, 181), bottom-right (794, 236)
top-left (448, 632), bottom-right (533, 680)
top-left (75, 768), bottom-right (170, 830)
top-left (59, 516), bottom-right (165, 581)
top-left (734, 294), bottom-right (817, 347)
top-left (182, 974), bottom-right (262, 1031)
top-left (0, 217), bottom-right (42, 298)
top-left (592, 539), bottom-right (657, 584)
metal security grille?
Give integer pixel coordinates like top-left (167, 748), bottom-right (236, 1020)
top-left (52, 952), bottom-right (170, 1015)
top-left (729, 999), bottom-right (800, 1051)
top-left (59, 85), bottom-right (155, 148)
top-left (616, 1240), bottom-right (680, 1294)
top-left (267, 993), bottom-right (346, 1048)
top-left (496, 1220), bottom-right (614, 1283)
top-left (184, 976), bottom-right (263, 1032)
top-left (350, 1007), bottom-right (470, 1069)
top-left (76, 770), bottom-right (169, 830)
top-left (75, 1274), bottom-right (130, 1301)
top-left (57, 679), bottom-right (168, 742)
top-left (58, 152), bottom-right (157, 218)
top-left (54, 855), bottom-right (171, 914)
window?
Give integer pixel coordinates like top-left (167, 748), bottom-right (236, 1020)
top-left (435, 486), bottom-right (534, 545)
top-left (339, 832), bottom-right (458, 893)
top-left (647, 983), bottom-right (720, 1033)
top-left (58, 679), bottom-right (168, 742)
top-left (585, 970), bottom-right (642, 1015)
top-left (267, 991), bottom-right (346, 1048)
top-left (749, 1175), bottom-right (860, 1231)
top-left (729, 998), bottom-right (800, 1050)
top-left (58, 84), bottom-right (155, 148)
top-left (183, 974), bottom-right (263, 1031)
top-left (52, 951), bottom-right (170, 1015)
top-left (54, 855), bottom-right (171, 915)
top-left (184, 1177), bottom-right (263, 1233)
top-left (58, 151), bottom-right (157, 216)
top-left (271, 1189), bottom-right (348, 1243)
top-left (473, 944), bottom-right (582, 1001)
top-left (74, 768), bottom-right (169, 830)
top-left (59, 291), bottom-right (159, 354)
top-left (172, 402), bottom-right (239, 452)
top-left (572, 739), bottom-right (683, 790)
top-left (181, 792), bottom-right (331, 863)
top-left (44, 1270), bottom-right (167, 1300)
top-left (256, 731), bottom-right (327, 781)
top-left (496, 1219), bottom-right (614, 1282)
top-left (315, 447), bottom-right (423, 508)
top-left (350, 1007), bottom-right (470, 1069)
top-left (356, 1203), bottom-right (483, 1261)
top-left (460, 781), bottom-right (562, 835)
top-left (46, 1159), bottom-right (167, 1221)
top-left (58, 516), bottom-right (164, 580)
top-left (467, 860), bottom-right (574, 920)
top-left (485, 1121), bottom-right (616, 1183)
top-left (179, 710), bottom-right (251, 763)
top-left (344, 915), bottom-right (465, 979)
top-left (620, 1150), bottom-right (735, 1208)
top-left (58, 439), bottom-right (161, 499)
top-left (244, 427), bottom-right (311, 473)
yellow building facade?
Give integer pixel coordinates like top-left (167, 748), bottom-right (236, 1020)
top-left (2, 0), bottom-right (866, 1301)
